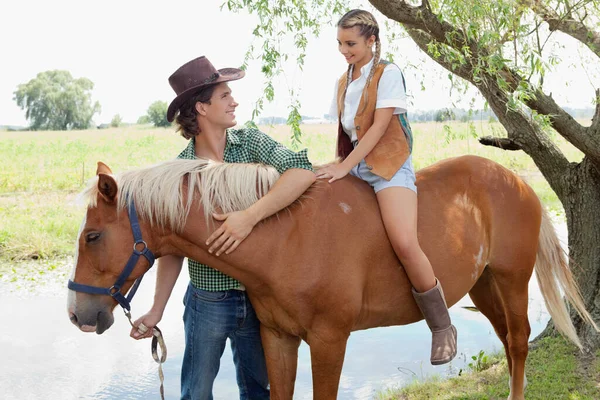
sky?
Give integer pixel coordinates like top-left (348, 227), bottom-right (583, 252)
top-left (1, 0), bottom-right (598, 127)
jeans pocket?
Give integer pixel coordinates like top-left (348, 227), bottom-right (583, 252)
top-left (192, 288), bottom-right (229, 302)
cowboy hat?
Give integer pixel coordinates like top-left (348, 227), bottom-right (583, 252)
top-left (166, 56), bottom-right (245, 122)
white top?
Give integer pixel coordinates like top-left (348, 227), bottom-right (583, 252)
top-left (329, 58), bottom-right (407, 142)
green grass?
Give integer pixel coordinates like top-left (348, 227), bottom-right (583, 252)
top-left (378, 336), bottom-right (600, 400)
top-left (0, 121), bottom-right (581, 267)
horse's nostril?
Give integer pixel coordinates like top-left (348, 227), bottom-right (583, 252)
top-left (69, 312), bottom-right (78, 325)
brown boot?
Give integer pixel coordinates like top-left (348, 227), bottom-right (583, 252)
top-left (412, 279), bottom-right (457, 365)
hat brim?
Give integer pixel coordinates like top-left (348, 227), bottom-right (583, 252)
top-left (166, 68), bottom-right (245, 122)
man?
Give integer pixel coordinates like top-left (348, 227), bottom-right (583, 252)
top-left (130, 56), bottom-right (315, 399)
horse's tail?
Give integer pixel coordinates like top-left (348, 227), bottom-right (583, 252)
top-left (534, 208), bottom-right (599, 349)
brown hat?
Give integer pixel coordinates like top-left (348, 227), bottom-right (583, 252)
top-left (166, 56), bottom-right (245, 122)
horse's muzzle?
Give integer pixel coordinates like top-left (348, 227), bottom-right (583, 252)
top-left (68, 307), bottom-right (115, 334)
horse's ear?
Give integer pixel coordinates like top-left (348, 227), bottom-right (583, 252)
top-left (98, 173), bottom-right (118, 203)
top-left (96, 162), bottom-right (117, 203)
top-left (96, 161), bottom-right (113, 175)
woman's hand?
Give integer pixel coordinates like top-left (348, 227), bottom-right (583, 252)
top-left (316, 163), bottom-right (352, 183)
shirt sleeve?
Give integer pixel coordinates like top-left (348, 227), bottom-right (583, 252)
top-left (329, 79), bottom-right (339, 119)
top-left (245, 129), bottom-right (314, 174)
top-left (376, 63), bottom-right (407, 114)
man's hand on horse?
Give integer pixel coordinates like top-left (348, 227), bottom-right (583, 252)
top-left (207, 210), bottom-right (256, 256)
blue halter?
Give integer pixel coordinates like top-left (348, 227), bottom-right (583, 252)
top-left (68, 199), bottom-right (156, 311)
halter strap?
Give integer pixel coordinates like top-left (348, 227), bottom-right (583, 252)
top-left (67, 200), bottom-right (155, 311)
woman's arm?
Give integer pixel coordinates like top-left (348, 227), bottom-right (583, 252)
top-left (339, 107), bottom-right (395, 170)
top-left (316, 107), bottom-right (395, 182)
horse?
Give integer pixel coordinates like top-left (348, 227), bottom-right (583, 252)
top-left (67, 155), bottom-right (597, 400)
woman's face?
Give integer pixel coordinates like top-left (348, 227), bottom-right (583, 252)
top-left (337, 26), bottom-right (375, 66)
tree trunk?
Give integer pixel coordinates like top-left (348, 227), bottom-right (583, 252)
top-left (563, 159), bottom-right (600, 350)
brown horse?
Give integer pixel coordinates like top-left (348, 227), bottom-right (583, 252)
top-left (67, 155), bottom-right (597, 400)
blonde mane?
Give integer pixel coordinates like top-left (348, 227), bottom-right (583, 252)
top-left (81, 159), bottom-right (281, 232)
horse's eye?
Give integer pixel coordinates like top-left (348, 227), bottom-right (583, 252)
top-left (85, 232), bottom-right (101, 243)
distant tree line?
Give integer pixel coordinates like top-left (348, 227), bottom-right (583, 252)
top-left (11, 70), bottom-right (595, 131)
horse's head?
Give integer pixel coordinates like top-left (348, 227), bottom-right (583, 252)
top-left (67, 162), bottom-right (155, 334)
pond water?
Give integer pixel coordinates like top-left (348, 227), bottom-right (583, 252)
top-left (0, 223), bottom-right (565, 400)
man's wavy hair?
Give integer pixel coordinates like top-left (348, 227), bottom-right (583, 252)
top-left (175, 84), bottom-right (218, 140)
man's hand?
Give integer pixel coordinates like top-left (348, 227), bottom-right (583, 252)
top-left (130, 310), bottom-right (162, 339)
top-left (206, 210), bottom-right (257, 256)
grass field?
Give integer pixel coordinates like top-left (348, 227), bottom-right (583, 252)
top-left (378, 335), bottom-right (600, 399)
top-left (0, 121), bottom-right (582, 267)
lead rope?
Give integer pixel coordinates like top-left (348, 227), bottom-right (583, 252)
top-left (125, 310), bottom-right (167, 400)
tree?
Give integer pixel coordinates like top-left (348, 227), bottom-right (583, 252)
top-left (110, 114), bottom-right (122, 128)
top-left (13, 70), bottom-right (100, 130)
top-left (137, 115), bottom-right (150, 125)
top-left (229, 0), bottom-right (600, 349)
top-left (146, 101), bottom-right (170, 128)
top-left (435, 108), bottom-right (456, 122)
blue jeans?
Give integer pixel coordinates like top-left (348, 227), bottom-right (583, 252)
top-left (181, 282), bottom-right (270, 400)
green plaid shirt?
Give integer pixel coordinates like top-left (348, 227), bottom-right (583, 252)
top-left (177, 127), bottom-right (313, 291)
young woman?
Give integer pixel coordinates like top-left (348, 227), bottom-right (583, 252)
top-left (317, 9), bottom-right (457, 365)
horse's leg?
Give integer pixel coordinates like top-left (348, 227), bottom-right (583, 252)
top-left (491, 266), bottom-right (531, 400)
top-left (470, 266), bottom-right (531, 400)
top-left (468, 268), bottom-right (512, 373)
top-left (260, 325), bottom-right (301, 400)
top-left (308, 331), bottom-right (349, 400)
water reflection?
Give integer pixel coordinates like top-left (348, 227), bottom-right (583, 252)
top-left (0, 224), bottom-right (564, 400)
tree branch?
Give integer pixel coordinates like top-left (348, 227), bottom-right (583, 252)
top-left (405, 28), bottom-right (475, 84)
top-left (369, 0), bottom-right (475, 53)
top-left (479, 136), bottom-right (522, 150)
top-left (525, 89), bottom-right (600, 162)
top-left (369, 0), bottom-right (574, 198)
top-left (485, 89), bottom-right (572, 201)
top-left (591, 88), bottom-right (600, 134)
top-left (521, 0), bottom-right (600, 58)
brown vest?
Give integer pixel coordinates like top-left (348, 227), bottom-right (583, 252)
top-left (335, 62), bottom-right (410, 180)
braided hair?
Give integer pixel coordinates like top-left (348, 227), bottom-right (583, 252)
top-left (337, 9), bottom-right (381, 116)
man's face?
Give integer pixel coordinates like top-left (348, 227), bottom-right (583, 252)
top-left (202, 82), bottom-right (239, 129)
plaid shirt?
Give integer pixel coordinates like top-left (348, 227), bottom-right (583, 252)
top-left (177, 127), bottom-right (313, 291)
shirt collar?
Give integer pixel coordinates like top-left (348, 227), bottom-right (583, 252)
top-left (185, 129), bottom-right (241, 157)
top-left (226, 128), bottom-right (242, 145)
top-left (179, 138), bottom-right (196, 159)
top-left (359, 56), bottom-right (375, 76)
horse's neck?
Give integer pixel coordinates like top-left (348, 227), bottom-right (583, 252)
top-left (166, 178), bottom-right (382, 292)
top-left (167, 193), bottom-right (302, 290)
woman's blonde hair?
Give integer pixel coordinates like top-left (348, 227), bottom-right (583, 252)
top-left (337, 9), bottom-right (381, 116)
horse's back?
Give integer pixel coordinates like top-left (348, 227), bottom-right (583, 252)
top-left (345, 155), bottom-right (542, 330)
top-left (417, 154), bottom-right (541, 285)
top-left (259, 156), bottom-right (542, 333)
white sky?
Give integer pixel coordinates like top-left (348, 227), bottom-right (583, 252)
top-left (1, 0), bottom-right (598, 126)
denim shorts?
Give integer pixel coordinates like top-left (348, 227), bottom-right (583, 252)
top-left (350, 155), bottom-right (417, 194)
